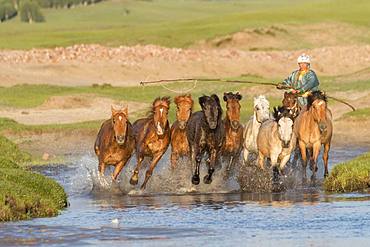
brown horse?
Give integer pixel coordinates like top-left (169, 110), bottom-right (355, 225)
top-left (129, 97), bottom-right (171, 190)
top-left (294, 91), bottom-right (333, 180)
top-left (282, 91), bottom-right (300, 119)
top-left (170, 94), bottom-right (194, 169)
top-left (221, 92), bottom-right (244, 173)
top-left (94, 106), bottom-right (135, 181)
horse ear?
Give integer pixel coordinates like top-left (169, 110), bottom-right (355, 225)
top-left (211, 94), bottom-right (220, 106)
top-left (111, 105), bottom-right (117, 116)
top-left (199, 95), bottom-right (207, 107)
top-left (123, 106), bottom-right (128, 116)
top-left (223, 92), bottom-right (228, 102)
top-left (236, 93), bottom-right (242, 101)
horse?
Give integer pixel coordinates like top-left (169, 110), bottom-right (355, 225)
top-left (129, 97), bottom-right (171, 190)
top-left (221, 92), bottom-right (244, 173)
top-left (186, 94), bottom-right (225, 185)
top-left (94, 106), bottom-right (135, 181)
top-left (257, 107), bottom-right (296, 174)
top-left (282, 91), bottom-right (300, 119)
top-left (170, 94), bottom-right (194, 169)
top-left (293, 91), bottom-right (333, 180)
top-left (242, 95), bottom-right (270, 163)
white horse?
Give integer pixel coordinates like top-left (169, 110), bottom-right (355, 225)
top-left (242, 95), bottom-right (270, 163)
top-left (257, 107), bottom-right (296, 173)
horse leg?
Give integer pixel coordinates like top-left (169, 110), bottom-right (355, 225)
top-left (130, 155), bottom-right (144, 185)
top-left (112, 161), bottom-right (124, 181)
top-left (279, 154), bottom-right (291, 176)
top-left (323, 142), bottom-right (330, 178)
top-left (191, 146), bottom-right (201, 185)
top-left (257, 151), bottom-right (265, 170)
top-left (204, 149), bottom-right (217, 184)
top-left (311, 142), bottom-right (321, 181)
top-left (170, 152), bottom-right (178, 170)
top-left (226, 155), bottom-right (234, 172)
top-left (98, 159), bottom-right (106, 176)
top-left (299, 141), bottom-right (308, 183)
top-left (243, 148), bottom-right (249, 165)
top-left (271, 154), bottom-right (279, 181)
top-left (140, 153), bottom-right (163, 190)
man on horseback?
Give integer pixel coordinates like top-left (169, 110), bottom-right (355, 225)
top-left (276, 54), bottom-right (319, 107)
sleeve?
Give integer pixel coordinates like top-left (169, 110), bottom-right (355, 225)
top-left (298, 71), bottom-right (319, 93)
top-left (282, 71), bottom-right (295, 86)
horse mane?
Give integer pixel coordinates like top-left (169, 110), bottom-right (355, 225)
top-left (174, 94), bottom-right (193, 107)
top-left (147, 96), bottom-right (171, 117)
top-left (307, 91), bottom-right (327, 109)
top-left (223, 92), bottom-right (242, 101)
top-left (273, 106), bottom-right (293, 121)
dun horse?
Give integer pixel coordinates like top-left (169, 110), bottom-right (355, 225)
top-left (170, 94), bottom-right (194, 169)
top-left (221, 92), bottom-right (244, 173)
top-left (257, 107), bottom-right (296, 174)
top-left (294, 91), bottom-right (332, 180)
top-left (187, 94), bottom-right (225, 185)
top-left (242, 95), bottom-right (270, 163)
top-left (94, 106), bottom-right (135, 181)
top-left (129, 97), bottom-right (171, 190)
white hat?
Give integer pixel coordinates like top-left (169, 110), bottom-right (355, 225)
top-left (297, 53), bottom-right (310, 64)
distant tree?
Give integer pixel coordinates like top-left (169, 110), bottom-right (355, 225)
top-left (0, 1), bottom-right (17, 22)
top-left (19, 0), bottom-right (44, 23)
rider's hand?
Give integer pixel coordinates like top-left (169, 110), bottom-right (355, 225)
top-left (290, 89), bottom-right (299, 94)
top-left (276, 83), bottom-right (285, 89)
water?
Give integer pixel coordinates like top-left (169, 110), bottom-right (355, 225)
top-left (1, 146), bottom-right (369, 246)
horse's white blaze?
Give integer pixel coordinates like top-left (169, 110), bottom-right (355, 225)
top-left (317, 101), bottom-right (324, 106)
top-left (157, 122), bottom-right (163, 135)
top-left (278, 117), bottom-right (293, 142)
top-left (160, 108), bottom-right (163, 117)
top-left (119, 116), bottom-right (122, 121)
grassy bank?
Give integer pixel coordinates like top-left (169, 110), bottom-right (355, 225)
top-left (324, 152), bottom-right (370, 192)
top-left (0, 0), bottom-right (369, 49)
top-left (0, 136), bottom-right (67, 221)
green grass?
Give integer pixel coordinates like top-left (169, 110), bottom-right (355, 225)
top-left (0, 135), bottom-right (68, 221)
top-left (341, 108), bottom-right (370, 120)
top-left (0, 0), bottom-right (369, 49)
top-left (325, 152), bottom-right (370, 192)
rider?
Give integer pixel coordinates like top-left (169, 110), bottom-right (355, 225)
top-left (277, 53), bottom-right (319, 107)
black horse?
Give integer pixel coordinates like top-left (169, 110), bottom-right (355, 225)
top-left (186, 94), bottom-right (225, 185)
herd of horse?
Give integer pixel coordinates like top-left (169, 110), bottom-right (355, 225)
top-left (94, 90), bottom-right (333, 190)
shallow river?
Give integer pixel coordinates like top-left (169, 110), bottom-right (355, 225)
top-left (1, 146), bottom-right (370, 246)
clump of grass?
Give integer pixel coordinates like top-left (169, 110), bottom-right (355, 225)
top-left (0, 135), bottom-right (67, 221)
top-left (324, 152), bottom-right (370, 192)
top-left (341, 108), bottom-right (370, 120)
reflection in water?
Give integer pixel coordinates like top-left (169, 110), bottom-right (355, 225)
top-left (2, 146), bottom-right (370, 246)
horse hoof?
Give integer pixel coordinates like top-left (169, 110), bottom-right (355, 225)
top-left (192, 175), bottom-right (200, 185)
top-left (203, 175), bottom-right (212, 184)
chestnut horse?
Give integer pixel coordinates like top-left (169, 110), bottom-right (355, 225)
top-left (94, 106), bottom-right (135, 181)
top-left (282, 92), bottom-right (300, 119)
top-left (294, 91), bottom-right (333, 180)
top-left (129, 97), bottom-right (171, 190)
top-left (187, 94), bottom-right (225, 185)
top-left (170, 94), bottom-right (194, 169)
top-left (221, 92), bottom-right (244, 173)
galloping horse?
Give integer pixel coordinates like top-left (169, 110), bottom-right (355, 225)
top-left (242, 95), bottom-right (270, 163)
top-left (129, 97), bottom-right (171, 190)
top-left (170, 94), bottom-right (194, 169)
top-left (282, 92), bottom-right (300, 119)
top-left (221, 92), bottom-right (244, 173)
top-left (294, 91), bottom-right (332, 180)
top-left (187, 94), bottom-right (225, 185)
top-left (257, 107), bottom-right (296, 173)
top-left (94, 106), bottom-right (135, 181)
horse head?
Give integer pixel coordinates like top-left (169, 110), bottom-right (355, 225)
top-left (273, 106), bottom-right (294, 148)
top-left (174, 94), bottom-right (193, 130)
top-left (152, 96), bottom-right (171, 136)
top-left (111, 105), bottom-right (129, 145)
top-left (254, 95), bottom-right (270, 123)
top-left (282, 92), bottom-right (297, 109)
top-left (199, 94), bottom-right (222, 130)
top-left (223, 92), bottom-right (242, 130)
top-left (307, 91), bottom-right (328, 133)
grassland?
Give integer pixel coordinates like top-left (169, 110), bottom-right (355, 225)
top-left (325, 152), bottom-right (370, 192)
top-left (1, 0), bottom-right (370, 49)
top-left (0, 135), bottom-right (68, 221)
